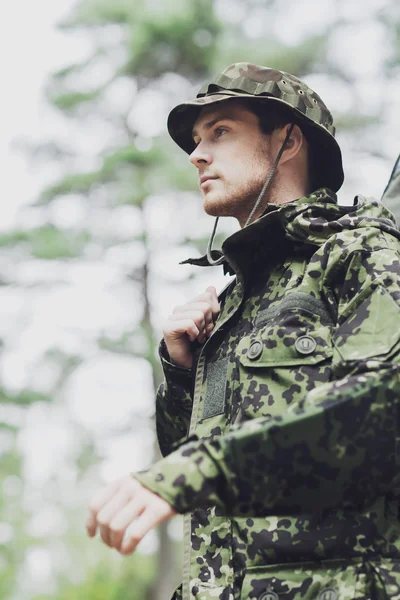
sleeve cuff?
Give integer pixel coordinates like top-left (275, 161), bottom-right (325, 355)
top-left (159, 339), bottom-right (192, 386)
top-left (133, 439), bottom-right (226, 514)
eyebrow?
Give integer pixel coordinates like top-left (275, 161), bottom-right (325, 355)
top-left (192, 117), bottom-right (235, 139)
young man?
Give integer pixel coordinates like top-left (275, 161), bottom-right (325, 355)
top-left (86, 64), bottom-right (400, 600)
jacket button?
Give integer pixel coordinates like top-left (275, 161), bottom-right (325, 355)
top-left (247, 340), bottom-right (263, 360)
top-left (259, 585), bottom-right (279, 600)
top-left (318, 589), bottom-right (338, 600)
top-left (295, 335), bottom-right (317, 355)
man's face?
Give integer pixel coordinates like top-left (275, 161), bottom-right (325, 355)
top-left (190, 101), bottom-right (273, 226)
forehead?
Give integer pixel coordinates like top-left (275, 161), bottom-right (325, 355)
top-left (192, 100), bottom-right (256, 136)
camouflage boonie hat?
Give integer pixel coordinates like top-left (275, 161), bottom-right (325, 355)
top-left (167, 62), bottom-right (344, 192)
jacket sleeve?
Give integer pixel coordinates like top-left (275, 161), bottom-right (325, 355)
top-left (155, 340), bottom-right (194, 458)
top-left (136, 246), bottom-right (400, 516)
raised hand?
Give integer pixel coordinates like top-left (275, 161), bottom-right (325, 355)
top-left (162, 286), bottom-right (220, 368)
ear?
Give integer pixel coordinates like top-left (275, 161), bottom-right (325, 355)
top-left (275, 123), bottom-right (304, 165)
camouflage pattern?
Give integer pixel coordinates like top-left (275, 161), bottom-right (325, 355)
top-left (135, 187), bottom-right (400, 600)
top-left (167, 63), bottom-right (344, 192)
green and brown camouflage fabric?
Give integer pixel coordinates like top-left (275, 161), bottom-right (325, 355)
top-left (167, 63), bottom-right (344, 192)
top-left (135, 188), bottom-right (400, 600)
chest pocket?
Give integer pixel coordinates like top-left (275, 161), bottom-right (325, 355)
top-left (241, 558), bottom-right (367, 600)
top-left (235, 292), bottom-right (334, 420)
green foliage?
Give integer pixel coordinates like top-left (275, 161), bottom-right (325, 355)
top-left (61, 0), bottom-right (142, 27)
top-left (97, 329), bottom-right (144, 356)
top-left (103, 144), bottom-right (164, 172)
top-left (0, 422), bottom-right (17, 431)
top-left (51, 88), bottom-right (105, 111)
top-left (52, 60), bottom-right (93, 80)
top-left (123, 0), bottom-right (221, 79)
top-left (0, 388), bottom-right (52, 405)
top-left (38, 145), bottom-right (165, 205)
top-left (48, 51), bottom-right (114, 111)
top-left (268, 35), bottom-right (328, 76)
top-left (334, 113), bottom-right (377, 131)
top-left (213, 33), bottom-right (327, 77)
top-left (0, 565), bottom-right (14, 599)
top-left (58, 0), bottom-right (221, 79)
top-left (0, 226), bottom-right (90, 259)
top-left (33, 556), bottom-right (156, 600)
top-left (38, 173), bottom-right (101, 203)
top-left (0, 447), bottom-right (20, 484)
top-left (75, 438), bottom-right (100, 472)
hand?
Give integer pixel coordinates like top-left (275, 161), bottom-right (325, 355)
top-left (86, 475), bottom-right (176, 555)
top-left (163, 286), bottom-right (220, 369)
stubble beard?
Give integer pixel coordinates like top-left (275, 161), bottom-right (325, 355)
top-left (203, 140), bottom-right (275, 225)
top-left (203, 170), bottom-right (276, 225)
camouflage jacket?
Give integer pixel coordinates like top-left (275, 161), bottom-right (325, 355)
top-left (135, 188), bottom-right (400, 600)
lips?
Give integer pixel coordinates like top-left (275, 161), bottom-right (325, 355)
top-left (200, 175), bottom-right (218, 185)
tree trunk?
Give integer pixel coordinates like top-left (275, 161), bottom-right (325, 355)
top-left (141, 209), bottom-right (180, 600)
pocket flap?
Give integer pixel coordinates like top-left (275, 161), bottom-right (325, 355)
top-left (238, 325), bottom-right (332, 368)
top-left (239, 293), bottom-right (333, 368)
top-left (242, 560), bottom-right (365, 600)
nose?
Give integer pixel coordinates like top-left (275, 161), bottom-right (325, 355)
top-left (189, 143), bottom-right (212, 168)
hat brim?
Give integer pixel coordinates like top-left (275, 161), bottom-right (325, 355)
top-left (167, 93), bottom-right (344, 192)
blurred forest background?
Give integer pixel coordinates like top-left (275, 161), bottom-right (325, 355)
top-left (1, 0), bottom-right (400, 598)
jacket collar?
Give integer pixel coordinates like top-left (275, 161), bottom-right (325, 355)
top-left (180, 188), bottom-right (338, 276)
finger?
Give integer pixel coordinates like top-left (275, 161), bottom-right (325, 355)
top-left (110, 497), bottom-right (147, 551)
top-left (96, 488), bottom-right (131, 547)
top-left (97, 488), bottom-right (131, 525)
top-left (163, 319), bottom-right (200, 342)
top-left (111, 495), bottom-right (146, 533)
top-left (99, 522), bottom-right (112, 547)
top-left (172, 302), bottom-right (213, 323)
top-left (86, 478), bottom-right (122, 538)
top-left (198, 323), bottom-right (215, 344)
top-left (167, 314), bottom-right (207, 342)
top-left (168, 310), bottom-right (207, 331)
top-left (120, 505), bottom-right (168, 555)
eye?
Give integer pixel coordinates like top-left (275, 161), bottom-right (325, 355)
top-left (215, 126), bottom-right (227, 138)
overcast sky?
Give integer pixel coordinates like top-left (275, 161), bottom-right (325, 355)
top-left (2, 0), bottom-right (79, 230)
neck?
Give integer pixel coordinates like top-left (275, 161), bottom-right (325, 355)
top-left (238, 172), bottom-right (309, 228)
top-left (269, 177), bottom-right (309, 206)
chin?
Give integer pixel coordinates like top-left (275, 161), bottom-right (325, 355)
top-left (203, 194), bottom-right (235, 218)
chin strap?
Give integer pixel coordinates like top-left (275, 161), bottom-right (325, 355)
top-left (206, 216), bottom-right (225, 266)
top-left (243, 123), bottom-right (295, 228)
top-left (206, 123), bottom-right (295, 267)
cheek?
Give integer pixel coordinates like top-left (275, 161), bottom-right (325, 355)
top-left (232, 156), bottom-right (264, 182)
top-left (224, 152), bottom-right (249, 178)
top-left (217, 144), bottom-right (268, 183)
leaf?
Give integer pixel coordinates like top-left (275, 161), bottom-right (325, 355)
top-left (0, 389), bottom-right (52, 406)
top-left (0, 226), bottom-right (91, 259)
top-left (37, 144), bottom-right (166, 204)
top-left (50, 89), bottom-right (104, 111)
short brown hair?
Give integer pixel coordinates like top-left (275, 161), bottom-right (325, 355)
top-left (238, 98), bottom-right (317, 192)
